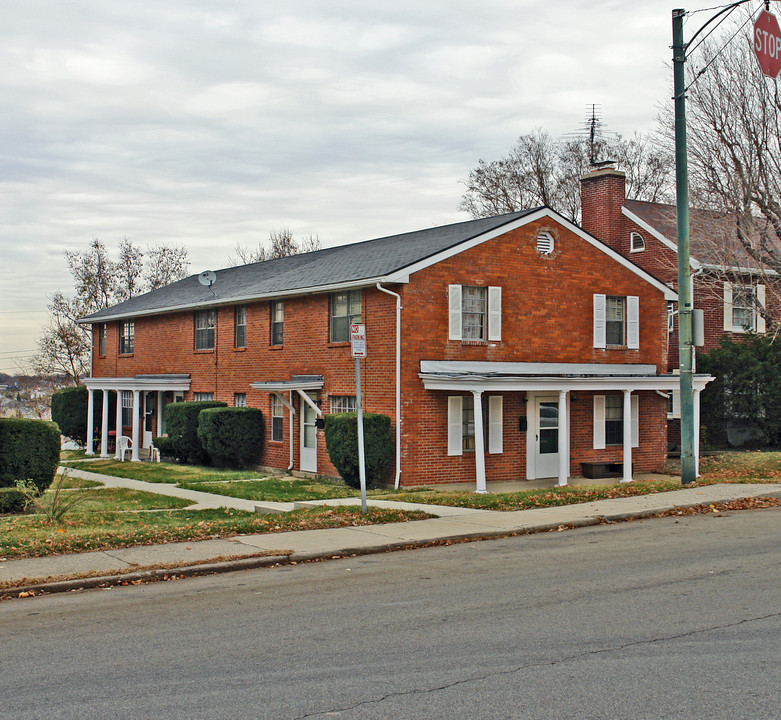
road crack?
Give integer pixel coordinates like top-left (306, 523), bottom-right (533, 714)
top-left (294, 610), bottom-right (781, 719)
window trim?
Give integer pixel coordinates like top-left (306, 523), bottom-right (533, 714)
top-left (447, 395), bottom-right (503, 456)
top-left (724, 282), bottom-right (765, 334)
top-left (448, 284), bottom-right (501, 342)
top-left (270, 300), bottom-right (284, 346)
top-left (194, 309), bottom-right (216, 351)
top-left (234, 305), bottom-right (247, 349)
top-left (119, 321), bottom-right (135, 355)
top-left (593, 394), bottom-right (639, 449)
top-left (271, 395), bottom-right (284, 442)
top-left (98, 323), bottom-right (107, 356)
top-left (593, 294), bottom-right (639, 349)
top-left (330, 290), bottom-right (362, 343)
top-left (234, 393), bottom-right (246, 407)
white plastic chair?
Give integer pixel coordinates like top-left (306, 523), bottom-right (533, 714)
top-left (149, 446), bottom-right (161, 463)
top-left (117, 436), bottom-right (132, 461)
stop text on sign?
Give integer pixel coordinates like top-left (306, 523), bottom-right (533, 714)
top-left (754, 10), bottom-right (781, 78)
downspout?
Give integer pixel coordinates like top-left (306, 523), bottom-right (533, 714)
top-left (376, 282), bottom-right (402, 489)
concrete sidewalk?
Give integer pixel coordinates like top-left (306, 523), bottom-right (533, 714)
top-left (2, 477), bottom-right (780, 597)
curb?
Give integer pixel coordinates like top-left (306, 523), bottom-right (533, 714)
top-left (5, 490), bottom-right (781, 599)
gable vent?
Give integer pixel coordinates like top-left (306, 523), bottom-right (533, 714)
top-left (536, 231), bottom-right (554, 255)
top-left (630, 231), bottom-right (645, 252)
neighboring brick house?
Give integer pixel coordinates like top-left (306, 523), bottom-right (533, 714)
top-left (80, 207), bottom-right (711, 490)
top-left (580, 166), bottom-right (776, 446)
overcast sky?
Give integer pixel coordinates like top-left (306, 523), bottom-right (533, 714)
top-left (0, 0), bottom-right (724, 371)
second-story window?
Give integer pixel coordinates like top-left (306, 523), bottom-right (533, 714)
top-left (448, 285), bottom-right (501, 342)
top-left (462, 286), bottom-right (487, 340)
top-left (606, 296), bottom-right (625, 346)
top-left (119, 321), bottom-right (135, 355)
top-left (98, 323), bottom-right (107, 356)
top-left (235, 306), bottom-right (246, 348)
top-left (271, 301), bottom-right (284, 345)
top-left (195, 309), bottom-right (216, 350)
top-left (330, 290), bottom-right (361, 343)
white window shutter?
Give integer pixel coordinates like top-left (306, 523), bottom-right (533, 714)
top-left (488, 395), bottom-right (503, 454)
top-left (723, 282), bottom-right (733, 331)
top-left (593, 294), bottom-right (606, 349)
top-left (631, 394), bottom-right (639, 448)
top-left (447, 396), bottom-right (463, 456)
top-left (671, 389), bottom-right (681, 419)
top-left (593, 395), bottom-right (606, 450)
top-left (448, 285), bottom-right (462, 341)
top-left (627, 296), bottom-right (640, 349)
top-left (488, 286), bottom-right (502, 341)
top-left (756, 284), bottom-right (766, 333)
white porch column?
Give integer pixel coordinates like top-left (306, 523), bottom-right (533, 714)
top-left (100, 389), bottom-right (110, 457)
top-left (131, 389), bottom-right (140, 462)
top-left (115, 389), bottom-right (123, 459)
top-left (472, 390), bottom-right (487, 494)
top-left (557, 389), bottom-right (568, 487)
top-left (85, 389), bottom-right (95, 455)
top-left (694, 388), bottom-right (701, 477)
top-left (622, 389), bottom-right (633, 483)
top-left (157, 391), bottom-right (164, 438)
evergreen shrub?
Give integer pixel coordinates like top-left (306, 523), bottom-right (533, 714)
top-left (0, 487), bottom-right (27, 514)
top-left (324, 412), bottom-right (393, 488)
top-left (164, 400), bottom-right (227, 465)
top-left (50, 385), bottom-right (115, 447)
top-left (0, 418), bottom-right (61, 491)
top-left (197, 407), bottom-right (265, 468)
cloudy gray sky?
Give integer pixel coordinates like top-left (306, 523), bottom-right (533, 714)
top-left (0, 0), bottom-right (721, 370)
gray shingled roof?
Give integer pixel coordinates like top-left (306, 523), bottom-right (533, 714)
top-left (81, 209), bottom-right (538, 323)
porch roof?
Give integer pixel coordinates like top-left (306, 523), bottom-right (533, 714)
top-left (418, 361), bottom-right (713, 392)
top-left (250, 375), bottom-right (324, 393)
top-left (84, 374), bottom-right (191, 392)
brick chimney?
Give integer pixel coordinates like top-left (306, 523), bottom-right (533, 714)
top-left (580, 167), bottom-right (626, 252)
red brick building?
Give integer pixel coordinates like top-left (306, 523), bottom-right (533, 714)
top-left (81, 207), bottom-right (712, 489)
top-left (580, 167), bottom-right (774, 445)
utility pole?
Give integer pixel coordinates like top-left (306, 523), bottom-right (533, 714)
top-left (672, 8), bottom-right (696, 485)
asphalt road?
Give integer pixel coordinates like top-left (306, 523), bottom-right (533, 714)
top-left (2, 508), bottom-right (780, 720)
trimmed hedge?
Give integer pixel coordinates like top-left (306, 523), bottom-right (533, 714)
top-left (152, 435), bottom-right (175, 458)
top-left (51, 385), bottom-right (89, 445)
top-left (50, 385), bottom-right (115, 447)
top-left (0, 418), bottom-right (61, 491)
top-left (164, 401), bottom-right (227, 465)
top-left (324, 412), bottom-right (393, 488)
top-left (0, 487), bottom-right (28, 515)
top-left (197, 407), bottom-right (265, 468)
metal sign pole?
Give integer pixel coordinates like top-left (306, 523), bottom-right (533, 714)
top-left (351, 323), bottom-right (368, 513)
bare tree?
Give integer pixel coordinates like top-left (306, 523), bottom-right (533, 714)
top-left (34, 238), bottom-right (190, 383)
top-left (230, 228), bottom-right (322, 266)
top-left (144, 244), bottom-right (191, 290)
top-left (460, 128), bottom-right (672, 222)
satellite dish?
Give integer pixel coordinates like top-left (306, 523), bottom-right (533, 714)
top-left (198, 270), bottom-right (217, 287)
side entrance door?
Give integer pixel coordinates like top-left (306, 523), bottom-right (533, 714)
top-left (534, 396), bottom-right (559, 478)
top-left (142, 392), bottom-right (156, 450)
top-left (300, 392), bottom-right (318, 473)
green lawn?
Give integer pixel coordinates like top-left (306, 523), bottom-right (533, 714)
top-left (64, 459), bottom-right (265, 485)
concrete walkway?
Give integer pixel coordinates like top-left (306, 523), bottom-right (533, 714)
top-left (2, 470), bottom-right (780, 597)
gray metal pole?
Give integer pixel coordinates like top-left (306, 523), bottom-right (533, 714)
top-left (355, 357), bottom-right (367, 512)
top-left (673, 8), bottom-right (696, 484)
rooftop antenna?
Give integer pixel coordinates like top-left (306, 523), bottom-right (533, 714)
top-left (563, 104), bottom-right (617, 167)
top-left (198, 270), bottom-right (217, 297)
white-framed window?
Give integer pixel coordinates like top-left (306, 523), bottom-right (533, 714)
top-left (270, 301), bottom-right (284, 345)
top-left (330, 290), bottom-right (361, 343)
top-left (235, 306), bottom-right (246, 348)
top-left (448, 285), bottom-right (501, 342)
top-left (98, 323), bottom-right (107, 356)
top-left (630, 232), bottom-right (645, 252)
top-left (593, 294), bottom-right (639, 349)
top-left (195, 309), bottom-right (216, 350)
top-left (724, 282), bottom-right (765, 333)
top-left (121, 390), bottom-right (133, 427)
top-left (667, 390), bottom-right (681, 419)
top-left (536, 231), bottom-right (554, 255)
top-left (271, 395), bottom-right (284, 441)
top-left (330, 395), bottom-right (356, 413)
top-left (194, 392), bottom-right (214, 401)
top-left (234, 393), bottom-right (246, 407)
top-left (447, 395), bottom-right (503, 455)
top-left (593, 394), bottom-right (639, 449)
top-left (119, 321), bottom-right (135, 355)
top-left (667, 302), bottom-right (676, 333)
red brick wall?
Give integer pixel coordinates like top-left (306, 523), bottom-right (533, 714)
top-left (91, 216), bottom-right (670, 487)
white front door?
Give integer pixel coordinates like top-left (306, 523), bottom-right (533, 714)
top-left (300, 393), bottom-right (318, 473)
top-left (534, 396), bottom-right (559, 478)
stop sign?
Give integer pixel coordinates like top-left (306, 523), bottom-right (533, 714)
top-left (754, 9), bottom-right (781, 78)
